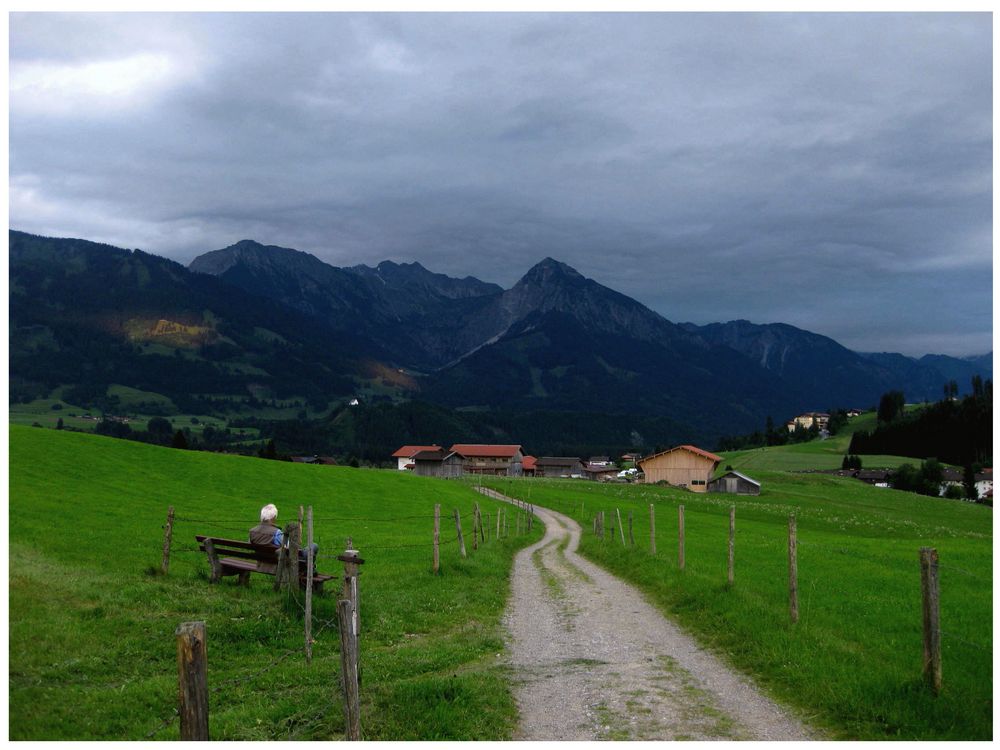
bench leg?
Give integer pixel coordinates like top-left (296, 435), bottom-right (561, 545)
top-left (238, 571), bottom-right (251, 587)
top-left (204, 539), bottom-right (223, 584)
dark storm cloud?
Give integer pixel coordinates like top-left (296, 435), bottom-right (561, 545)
top-left (9, 12), bottom-right (992, 356)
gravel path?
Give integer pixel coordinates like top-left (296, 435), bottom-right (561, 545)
top-left (493, 492), bottom-right (817, 741)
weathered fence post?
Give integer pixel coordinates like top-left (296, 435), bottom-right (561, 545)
top-left (649, 504), bottom-right (656, 555)
top-left (788, 515), bottom-right (798, 624)
top-left (305, 506), bottom-right (314, 663)
top-left (337, 599), bottom-right (361, 740)
top-left (496, 508), bottom-right (501, 539)
top-left (628, 511), bottom-right (634, 546)
top-left (678, 505), bottom-right (685, 570)
top-left (920, 547), bottom-right (942, 694)
top-left (339, 543), bottom-right (363, 637)
top-left (433, 504), bottom-right (440, 574)
top-left (616, 508), bottom-right (626, 546)
top-left (273, 524), bottom-right (292, 591)
top-left (477, 503), bottom-right (486, 544)
top-left (472, 505), bottom-right (479, 551)
top-left (728, 505), bottom-right (735, 587)
top-left (454, 509), bottom-right (467, 558)
top-left (289, 521), bottom-right (301, 586)
top-left (175, 621), bottom-right (209, 741)
top-left (161, 506), bottom-right (175, 574)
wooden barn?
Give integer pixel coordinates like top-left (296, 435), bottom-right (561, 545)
top-left (638, 445), bottom-right (722, 492)
top-left (535, 457), bottom-right (585, 478)
top-left (450, 444), bottom-right (524, 476)
top-left (708, 470), bottom-right (761, 495)
top-left (411, 449), bottom-right (464, 478)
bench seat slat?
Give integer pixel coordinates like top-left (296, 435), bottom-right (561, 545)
top-left (195, 534), bottom-right (332, 584)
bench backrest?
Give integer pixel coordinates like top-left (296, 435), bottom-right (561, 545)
top-left (195, 535), bottom-right (281, 563)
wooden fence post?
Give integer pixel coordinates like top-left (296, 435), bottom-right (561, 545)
top-left (616, 508), bottom-right (626, 546)
top-left (649, 504), bottom-right (656, 555)
top-left (161, 506), bottom-right (175, 574)
top-left (175, 621), bottom-right (209, 741)
top-left (433, 504), bottom-right (440, 575)
top-left (788, 515), bottom-right (798, 624)
top-left (628, 511), bottom-right (634, 546)
top-left (454, 509), bottom-right (467, 558)
top-left (289, 522), bottom-right (301, 587)
top-left (496, 508), bottom-right (501, 539)
top-left (728, 505), bottom-right (735, 587)
top-left (472, 505), bottom-right (479, 551)
top-left (920, 547), bottom-right (942, 694)
top-left (337, 599), bottom-right (361, 740)
top-left (478, 503), bottom-right (486, 544)
top-left (305, 507), bottom-right (314, 663)
top-left (678, 505), bottom-right (685, 570)
top-left (339, 544), bottom-right (363, 637)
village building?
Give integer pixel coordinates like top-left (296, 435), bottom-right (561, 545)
top-left (411, 449), bottom-right (464, 478)
top-left (975, 469), bottom-right (993, 500)
top-left (786, 412), bottom-right (831, 433)
top-left (391, 444), bottom-right (442, 470)
top-left (534, 457), bottom-right (585, 478)
top-left (583, 462), bottom-right (619, 482)
top-left (587, 456), bottom-right (612, 466)
top-left (708, 470), bottom-right (761, 495)
top-left (522, 455), bottom-right (537, 477)
top-left (620, 453), bottom-right (640, 467)
top-left (290, 455), bottom-right (337, 465)
top-left (856, 469), bottom-right (891, 488)
top-left (638, 445), bottom-right (722, 492)
top-left (450, 444), bottom-right (524, 476)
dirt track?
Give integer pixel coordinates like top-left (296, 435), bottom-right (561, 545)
top-left (494, 494), bottom-right (816, 741)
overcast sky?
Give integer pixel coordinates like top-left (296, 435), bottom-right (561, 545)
top-left (9, 12), bottom-right (993, 356)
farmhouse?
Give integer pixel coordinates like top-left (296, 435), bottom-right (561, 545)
top-left (856, 469), bottom-right (891, 488)
top-left (411, 449), bottom-right (464, 478)
top-left (975, 469), bottom-right (993, 500)
top-left (786, 412), bottom-right (830, 433)
top-left (583, 462), bottom-right (619, 482)
top-left (638, 445), bottom-right (722, 492)
top-left (450, 444), bottom-right (524, 476)
top-left (522, 455), bottom-right (537, 477)
top-left (535, 457), bottom-right (585, 478)
top-left (708, 470), bottom-right (761, 495)
top-left (391, 444), bottom-right (442, 470)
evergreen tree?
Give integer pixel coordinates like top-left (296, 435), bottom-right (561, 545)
top-left (171, 430), bottom-right (188, 450)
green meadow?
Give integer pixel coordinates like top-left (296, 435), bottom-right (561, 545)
top-left (480, 472), bottom-right (992, 740)
top-left (9, 425), bottom-right (539, 740)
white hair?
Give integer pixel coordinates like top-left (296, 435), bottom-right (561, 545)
top-left (260, 503), bottom-right (278, 523)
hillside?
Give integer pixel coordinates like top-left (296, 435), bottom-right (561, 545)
top-left (10, 230), bottom-right (399, 416)
top-left (9, 424), bottom-right (536, 740)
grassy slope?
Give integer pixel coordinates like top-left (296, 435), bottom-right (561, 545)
top-left (719, 409), bottom-right (934, 472)
top-left (480, 473), bottom-right (992, 740)
top-left (9, 425), bottom-right (540, 740)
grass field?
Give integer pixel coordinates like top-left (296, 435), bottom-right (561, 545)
top-left (478, 473), bottom-right (992, 740)
top-left (719, 409), bottom-right (935, 473)
top-left (9, 425), bottom-right (540, 740)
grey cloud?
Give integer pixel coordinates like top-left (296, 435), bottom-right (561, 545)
top-left (9, 12), bottom-right (992, 356)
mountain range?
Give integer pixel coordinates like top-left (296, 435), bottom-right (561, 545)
top-left (10, 230), bottom-right (992, 448)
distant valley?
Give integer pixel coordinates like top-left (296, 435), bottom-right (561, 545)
top-left (9, 229), bottom-right (992, 458)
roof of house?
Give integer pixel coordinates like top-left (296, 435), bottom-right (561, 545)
top-left (584, 463), bottom-right (619, 473)
top-left (411, 449), bottom-right (458, 462)
top-left (857, 469), bottom-right (891, 480)
top-left (450, 444), bottom-right (522, 458)
top-left (536, 456), bottom-right (584, 467)
top-left (638, 444), bottom-right (723, 466)
top-left (711, 470), bottom-right (761, 487)
top-left (522, 456), bottom-right (537, 470)
top-left (392, 444), bottom-right (441, 458)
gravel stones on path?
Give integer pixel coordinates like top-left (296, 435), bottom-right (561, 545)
top-left (501, 499), bottom-right (816, 741)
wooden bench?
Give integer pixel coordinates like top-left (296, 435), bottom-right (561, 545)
top-left (195, 535), bottom-right (335, 592)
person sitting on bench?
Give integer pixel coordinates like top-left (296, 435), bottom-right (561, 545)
top-left (250, 503), bottom-right (319, 574)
